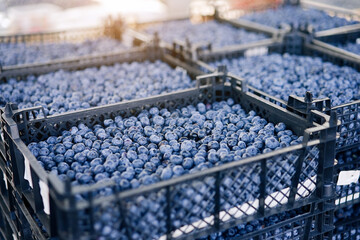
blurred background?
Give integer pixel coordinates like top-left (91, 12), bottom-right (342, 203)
top-left (1, 0), bottom-right (360, 35)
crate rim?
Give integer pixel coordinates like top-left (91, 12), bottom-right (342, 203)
top-left (0, 45), bottom-right (144, 74)
top-left (0, 26), bottom-right (107, 39)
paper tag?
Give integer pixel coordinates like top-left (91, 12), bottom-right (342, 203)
top-left (3, 173), bottom-right (8, 190)
top-left (356, 38), bottom-right (360, 44)
top-left (39, 180), bottom-right (50, 215)
top-left (244, 47), bottom-right (268, 57)
top-left (24, 157), bottom-right (33, 188)
top-left (12, 233), bottom-right (18, 240)
top-left (337, 170), bottom-right (360, 185)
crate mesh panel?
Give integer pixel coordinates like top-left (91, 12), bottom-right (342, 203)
top-left (334, 101), bottom-right (360, 151)
top-left (122, 189), bottom-right (167, 239)
top-left (170, 176), bottom-right (216, 236)
top-left (335, 148), bottom-right (360, 207)
top-left (220, 163), bottom-right (261, 221)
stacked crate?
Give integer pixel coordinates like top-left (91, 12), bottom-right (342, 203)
top-left (0, 1), bottom-right (360, 239)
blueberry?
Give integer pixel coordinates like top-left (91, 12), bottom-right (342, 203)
top-left (208, 152), bottom-right (219, 163)
top-left (39, 148), bottom-right (50, 156)
top-left (208, 141), bottom-right (220, 150)
top-left (78, 174), bottom-right (92, 184)
top-left (93, 165), bottom-right (105, 174)
top-left (121, 171), bottom-right (134, 181)
top-left (54, 144), bottom-right (66, 154)
top-left (74, 152), bottom-right (87, 163)
top-left (181, 140), bottom-right (193, 151)
top-left (90, 158), bottom-right (102, 167)
top-left (170, 155), bottom-right (183, 165)
top-left (194, 155), bottom-right (206, 166)
top-left (149, 134), bottom-right (162, 144)
top-left (149, 107), bottom-right (159, 115)
top-left (111, 137), bottom-right (123, 147)
top-left (161, 167), bottom-right (173, 180)
top-left (72, 143), bottom-right (85, 153)
top-left (160, 145), bottom-right (173, 155)
top-left (133, 159), bottom-right (144, 168)
top-left (280, 135), bottom-right (292, 144)
top-left (153, 115), bottom-right (165, 126)
top-left (54, 154), bottom-right (65, 163)
top-left (119, 179), bottom-right (131, 189)
top-left (74, 135), bottom-right (83, 143)
top-left (265, 136), bottom-right (280, 150)
top-left (86, 150), bottom-right (98, 160)
top-left (58, 162), bottom-right (70, 174)
top-left (104, 160), bottom-right (117, 173)
top-left (245, 146), bottom-right (258, 157)
top-left (173, 165), bottom-right (185, 176)
top-left (66, 170), bottom-right (76, 180)
top-left (130, 179), bottom-right (140, 188)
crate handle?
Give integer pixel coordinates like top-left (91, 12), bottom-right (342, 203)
top-left (172, 38), bottom-right (211, 62)
top-left (151, 32), bottom-right (160, 48)
top-left (5, 103), bottom-right (48, 122)
top-left (195, 65), bottom-right (228, 88)
top-left (286, 91), bottom-right (332, 121)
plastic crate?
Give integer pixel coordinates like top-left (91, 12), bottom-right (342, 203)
top-left (0, 152), bottom-right (48, 240)
top-left (232, 1), bottom-right (360, 34)
top-left (0, 17), bottom-right (147, 68)
top-left (195, 29), bottom-right (360, 154)
top-left (0, 206), bottom-right (21, 240)
top-left (313, 24), bottom-right (360, 72)
top-left (0, 154), bottom-right (34, 240)
top-left (0, 43), bottom-right (208, 178)
top-left (132, 14), bottom-right (281, 62)
top-left (333, 201), bottom-right (360, 240)
top-left (305, 27), bottom-right (360, 210)
top-left (0, 68), bottom-right (337, 239)
top-left (4, 0), bottom-right (96, 9)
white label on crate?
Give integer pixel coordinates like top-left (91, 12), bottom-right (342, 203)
top-left (12, 233), bottom-right (18, 240)
top-left (337, 170), bottom-right (360, 185)
top-left (39, 180), bottom-right (50, 215)
top-left (24, 157), bottom-right (33, 188)
top-left (356, 38), bottom-right (360, 44)
top-left (3, 173), bottom-right (7, 190)
top-left (244, 47), bottom-right (268, 57)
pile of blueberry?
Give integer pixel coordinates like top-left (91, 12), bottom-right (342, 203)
top-left (0, 37), bottom-right (127, 66)
top-left (0, 60), bottom-right (194, 116)
top-left (27, 99), bottom-right (303, 187)
top-left (335, 147), bottom-right (360, 200)
top-left (210, 53), bottom-right (360, 107)
top-left (239, 6), bottom-right (358, 31)
top-left (144, 20), bottom-right (268, 48)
